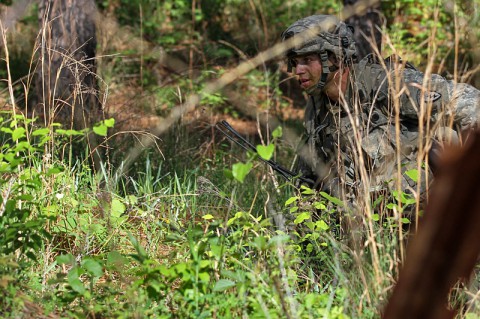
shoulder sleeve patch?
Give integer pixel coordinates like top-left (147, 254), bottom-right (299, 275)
top-left (424, 91), bottom-right (442, 103)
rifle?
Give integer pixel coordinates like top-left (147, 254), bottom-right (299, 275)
top-left (216, 120), bottom-right (314, 186)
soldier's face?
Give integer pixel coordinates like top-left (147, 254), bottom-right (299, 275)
top-left (293, 54), bottom-right (323, 91)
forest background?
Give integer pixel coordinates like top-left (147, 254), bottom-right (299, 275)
top-left (0, 0), bottom-right (479, 318)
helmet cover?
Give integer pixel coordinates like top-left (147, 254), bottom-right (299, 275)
top-left (281, 15), bottom-right (357, 64)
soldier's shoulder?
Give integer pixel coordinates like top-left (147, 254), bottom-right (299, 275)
top-left (354, 54), bottom-right (417, 69)
top-left (351, 55), bottom-right (388, 96)
top-left (352, 54), bottom-right (386, 79)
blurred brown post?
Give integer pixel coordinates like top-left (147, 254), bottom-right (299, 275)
top-left (382, 131), bottom-right (480, 319)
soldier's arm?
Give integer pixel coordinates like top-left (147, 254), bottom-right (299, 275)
top-left (436, 79), bottom-right (480, 131)
top-left (387, 67), bottom-right (480, 131)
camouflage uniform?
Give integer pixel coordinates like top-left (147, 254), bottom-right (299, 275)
top-left (285, 16), bottom-right (480, 198)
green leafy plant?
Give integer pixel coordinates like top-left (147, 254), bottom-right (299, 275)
top-left (0, 114), bottom-right (56, 262)
top-left (228, 125), bottom-right (283, 183)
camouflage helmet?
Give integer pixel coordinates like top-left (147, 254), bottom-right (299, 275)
top-left (281, 15), bottom-right (357, 91)
top-left (282, 15), bottom-right (357, 63)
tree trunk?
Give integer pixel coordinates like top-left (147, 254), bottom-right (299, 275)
top-left (37, 0), bottom-right (103, 171)
top-left (343, 0), bottom-right (383, 60)
top-left (37, 0), bottom-right (99, 130)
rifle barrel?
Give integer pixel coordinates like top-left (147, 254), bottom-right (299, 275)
top-left (216, 120), bottom-right (314, 186)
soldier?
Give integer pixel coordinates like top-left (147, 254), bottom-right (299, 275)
top-left (281, 14), bottom-right (480, 202)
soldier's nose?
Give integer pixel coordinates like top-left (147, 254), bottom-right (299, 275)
top-left (295, 65), bottom-right (306, 75)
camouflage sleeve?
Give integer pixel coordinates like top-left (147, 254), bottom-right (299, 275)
top-left (439, 80), bottom-right (480, 130)
top-left (391, 68), bottom-right (480, 130)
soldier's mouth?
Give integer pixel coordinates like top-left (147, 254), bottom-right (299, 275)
top-left (299, 79), bottom-right (312, 88)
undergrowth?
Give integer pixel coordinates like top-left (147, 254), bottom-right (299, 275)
top-left (0, 110), bottom-right (479, 318)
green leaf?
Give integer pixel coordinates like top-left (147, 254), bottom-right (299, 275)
top-left (404, 198), bottom-right (416, 206)
top-left (38, 135), bottom-right (50, 146)
top-left (56, 254), bottom-right (75, 265)
top-left (227, 211), bottom-right (244, 226)
top-left (26, 252), bottom-right (37, 261)
top-left (256, 144), bottom-right (274, 160)
top-left (223, 168), bottom-right (234, 180)
top-left (106, 251), bottom-right (128, 270)
top-left (372, 214), bottom-right (380, 221)
top-left (300, 185), bottom-right (315, 195)
top-left (56, 129), bottom-right (84, 136)
top-left (126, 195), bottom-right (138, 205)
top-left (93, 124), bottom-right (108, 136)
top-left (14, 141), bottom-right (33, 152)
top-left (392, 190), bottom-right (416, 206)
top-left (219, 270), bottom-right (243, 283)
top-left (12, 127), bottom-right (26, 141)
top-left (316, 220), bottom-right (329, 231)
top-left (174, 262), bottom-right (187, 276)
top-left (18, 194), bottom-right (33, 201)
top-left (158, 265), bottom-right (175, 277)
top-left (373, 195), bottom-right (385, 208)
top-left (128, 233), bottom-right (148, 262)
top-left (268, 234), bottom-right (290, 247)
top-left (272, 126), bottom-right (283, 138)
top-left (232, 162), bottom-right (253, 183)
top-left (202, 214), bottom-right (214, 220)
top-left (405, 169), bottom-right (419, 182)
top-left (47, 167), bottom-right (62, 176)
top-left (285, 196), bottom-right (299, 206)
top-left (111, 198), bottom-right (126, 218)
top-left (213, 279), bottom-right (236, 292)
top-left (313, 201), bottom-right (326, 210)
top-left (198, 272), bottom-right (210, 285)
top-left (304, 221), bottom-right (314, 231)
top-left (82, 259), bottom-right (103, 277)
top-left (104, 118), bottom-right (115, 128)
top-left (253, 236), bottom-right (267, 250)
top-left (320, 192), bottom-right (344, 207)
top-left (0, 161), bottom-right (10, 172)
top-left (294, 212), bottom-right (311, 224)
top-left (67, 267), bottom-right (86, 294)
top-left (199, 260), bottom-right (211, 269)
top-left (32, 127), bottom-right (50, 136)
top-left (43, 204), bottom-right (60, 217)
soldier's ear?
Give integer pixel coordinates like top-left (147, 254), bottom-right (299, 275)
top-left (328, 53), bottom-right (340, 67)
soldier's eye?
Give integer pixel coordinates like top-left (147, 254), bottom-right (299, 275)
top-left (292, 57), bottom-right (307, 65)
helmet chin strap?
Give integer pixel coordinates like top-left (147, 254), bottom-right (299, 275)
top-left (316, 51), bottom-right (330, 91)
